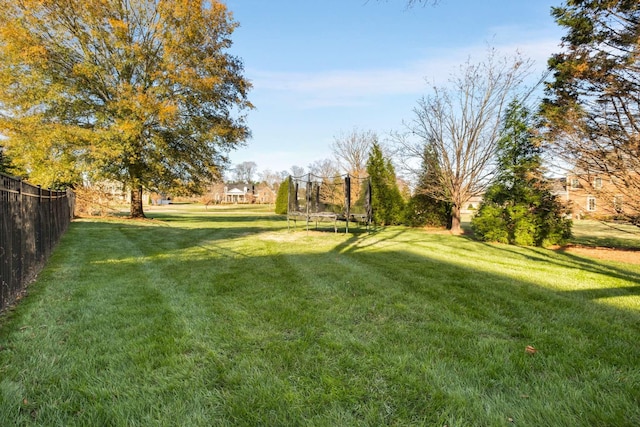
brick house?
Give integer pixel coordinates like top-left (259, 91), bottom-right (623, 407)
top-left (562, 171), bottom-right (638, 219)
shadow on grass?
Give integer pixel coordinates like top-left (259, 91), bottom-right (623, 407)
top-left (74, 215), bottom-right (640, 303)
top-left (557, 286), bottom-right (640, 300)
top-left (483, 241), bottom-right (640, 285)
top-left (2, 214), bottom-right (639, 425)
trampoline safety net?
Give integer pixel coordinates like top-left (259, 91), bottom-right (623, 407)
top-left (287, 174), bottom-right (372, 232)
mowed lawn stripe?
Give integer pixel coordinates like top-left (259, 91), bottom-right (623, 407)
top-left (0, 209), bottom-right (639, 426)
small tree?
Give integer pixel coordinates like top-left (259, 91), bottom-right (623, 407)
top-left (404, 145), bottom-right (450, 227)
top-left (367, 143), bottom-right (404, 226)
top-left (275, 176), bottom-right (290, 215)
top-left (472, 100), bottom-right (571, 246)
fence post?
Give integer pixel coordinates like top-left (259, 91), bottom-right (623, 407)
top-left (37, 185), bottom-right (42, 262)
top-left (18, 179), bottom-right (24, 291)
top-left (48, 188), bottom-right (53, 255)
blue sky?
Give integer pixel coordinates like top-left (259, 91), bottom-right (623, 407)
top-left (222, 0), bottom-right (564, 177)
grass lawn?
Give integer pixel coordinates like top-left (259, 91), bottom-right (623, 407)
top-left (570, 219), bottom-right (640, 249)
top-left (1, 204), bottom-right (639, 426)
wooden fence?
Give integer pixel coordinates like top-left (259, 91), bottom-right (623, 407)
top-left (0, 173), bottom-right (74, 313)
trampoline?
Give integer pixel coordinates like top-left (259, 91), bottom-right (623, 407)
top-left (287, 174), bottom-right (372, 233)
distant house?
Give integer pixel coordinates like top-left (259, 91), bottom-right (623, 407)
top-left (563, 172), bottom-right (629, 219)
top-left (253, 182), bottom-right (277, 204)
top-left (206, 181), bottom-right (277, 204)
top-left (461, 195), bottom-right (483, 215)
top-left (557, 150), bottom-right (640, 220)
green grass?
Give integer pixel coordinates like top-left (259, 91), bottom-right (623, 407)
top-left (570, 219), bottom-right (640, 249)
top-left (1, 205), bottom-right (639, 426)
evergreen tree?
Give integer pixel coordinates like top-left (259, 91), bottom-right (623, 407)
top-left (404, 144), bottom-right (450, 227)
top-left (472, 100), bottom-right (571, 246)
top-left (542, 0), bottom-right (640, 223)
top-left (274, 176), bottom-right (290, 215)
top-left (366, 143), bottom-right (404, 226)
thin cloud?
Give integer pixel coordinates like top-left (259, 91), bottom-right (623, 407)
top-left (248, 29), bottom-right (562, 110)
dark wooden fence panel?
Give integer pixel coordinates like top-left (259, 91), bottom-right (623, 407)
top-left (0, 173), bottom-right (74, 313)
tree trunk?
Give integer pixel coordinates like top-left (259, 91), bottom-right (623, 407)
top-left (130, 185), bottom-right (145, 218)
top-left (450, 204), bottom-right (462, 234)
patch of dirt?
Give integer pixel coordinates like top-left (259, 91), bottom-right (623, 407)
top-left (557, 245), bottom-right (640, 265)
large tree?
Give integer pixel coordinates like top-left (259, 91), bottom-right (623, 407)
top-left (541, 0), bottom-right (640, 223)
top-left (331, 128), bottom-right (377, 205)
top-left (0, 0), bottom-right (252, 217)
top-left (394, 51), bottom-right (532, 233)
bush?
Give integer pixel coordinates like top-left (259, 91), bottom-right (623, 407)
top-left (472, 199), bottom-right (572, 247)
top-left (535, 193), bottom-right (572, 246)
top-left (471, 203), bottom-right (509, 243)
top-left (508, 205), bottom-right (536, 246)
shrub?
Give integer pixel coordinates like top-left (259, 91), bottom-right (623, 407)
top-left (404, 194), bottom-right (450, 228)
top-left (471, 203), bottom-right (509, 243)
top-left (508, 205), bottom-right (536, 246)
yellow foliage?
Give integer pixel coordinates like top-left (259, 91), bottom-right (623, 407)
top-left (0, 0), bottom-right (251, 196)
top-left (572, 60), bottom-right (590, 76)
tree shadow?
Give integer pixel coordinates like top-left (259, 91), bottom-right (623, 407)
top-left (2, 215), bottom-right (640, 425)
top-left (557, 286), bottom-right (640, 300)
top-left (478, 241), bottom-right (640, 284)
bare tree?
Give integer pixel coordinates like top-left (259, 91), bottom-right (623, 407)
top-left (258, 169), bottom-right (283, 187)
top-left (331, 128), bottom-right (377, 179)
top-left (290, 165), bottom-right (306, 178)
top-left (394, 51), bottom-right (532, 234)
top-left (278, 170), bottom-right (290, 181)
top-left (405, 0), bottom-right (439, 5)
top-left (233, 161), bottom-right (258, 183)
top-left (308, 158), bottom-right (340, 178)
